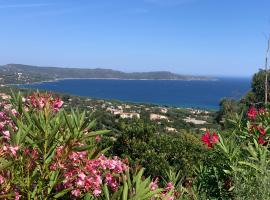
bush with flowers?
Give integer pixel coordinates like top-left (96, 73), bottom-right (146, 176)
top-left (0, 92), bottom-right (184, 200)
top-left (194, 105), bottom-right (270, 200)
top-left (2, 90), bottom-right (270, 199)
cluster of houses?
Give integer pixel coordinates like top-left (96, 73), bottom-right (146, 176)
top-left (106, 105), bottom-right (141, 119)
top-left (105, 104), bottom-right (171, 122)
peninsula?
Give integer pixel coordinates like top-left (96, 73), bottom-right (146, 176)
top-left (0, 64), bottom-right (215, 84)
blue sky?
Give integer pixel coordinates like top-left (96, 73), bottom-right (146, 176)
top-left (0, 0), bottom-right (270, 77)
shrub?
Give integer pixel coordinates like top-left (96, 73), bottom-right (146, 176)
top-left (0, 92), bottom-right (185, 200)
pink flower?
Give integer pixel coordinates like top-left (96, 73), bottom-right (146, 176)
top-left (95, 135), bottom-right (102, 142)
top-left (166, 182), bottom-right (174, 191)
top-left (105, 173), bottom-right (119, 191)
top-left (32, 148), bottom-right (39, 160)
top-left (76, 179), bottom-right (85, 187)
top-left (50, 163), bottom-right (57, 171)
top-left (15, 192), bottom-right (21, 200)
top-left (258, 108), bottom-right (266, 114)
top-left (0, 175), bottom-right (5, 184)
top-left (2, 130), bottom-right (10, 139)
top-left (150, 178), bottom-right (159, 191)
top-left (247, 106), bottom-right (258, 120)
top-left (78, 172), bottom-right (86, 180)
top-left (201, 131), bottom-right (219, 148)
top-left (53, 97), bottom-right (63, 112)
top-left (28, 93), bottom-right (63, 112)
top-left (9, 146), bottom-right (19, 156)
top-left (0, 112), bottom-right (5, 119)
top-left (93, 189), bottom-right (102, 196)
top-left (71, 189), bottom-right (81, 197)
top-left (11, 109), bottom-right (18, 116)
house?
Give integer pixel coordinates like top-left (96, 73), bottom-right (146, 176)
top-left (160, 108), bottom-right (168, 113)
top-left (165, 127), bottom-right (177, 132)
top-left (120, 112), bottom-right (140, 119)
top-left (184, 117), bottom-right (207, 125)
top-left (150, 114), bottom-right (168, 121)
top-left (106, 107), bottom-right (123, 115)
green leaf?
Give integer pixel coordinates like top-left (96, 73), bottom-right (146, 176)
top-left (53, 188), bottom-right (72, 198)
top-left (102, 184), bottom-right (110, 200)
top-left (85, 130), bottom-right (111, 138)
top-left (0, 157), bottom-right (12, 171)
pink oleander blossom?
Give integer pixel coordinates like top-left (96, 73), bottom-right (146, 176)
top-left (150, 178), bottom-right (159, 191)
top-left (258, 108), bottom-right (267, 114)
top-left (95, 135), bottom-right (102, 142)
top-left (28, 93), bottom-right (63, 112)
top-left (201, 131), bottom-right (219, 148)
top-left (52, 97), bottom-right (63, 112)
top-left (51, 148), bottom-right (128, 197)
top-left (2, 130), bottom-right (10, 139)
top-left (9, 146), bottom-right (20, 156)
top-left (0, 175), bottom-right (5, 184)
top-left (247, 106), bottom-right (258, 119)
top-left (15, 192), bottom-right (21, 200)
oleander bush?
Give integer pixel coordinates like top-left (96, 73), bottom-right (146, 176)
top-left (194, 106), bottom-right (270, 200)
top-left (1, 92), bottom-right (270, 200)
top-left (0, 92), bottom-right (176, 200)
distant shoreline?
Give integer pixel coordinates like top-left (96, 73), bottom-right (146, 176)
top-left (16, 77), bottom-right (219, 86)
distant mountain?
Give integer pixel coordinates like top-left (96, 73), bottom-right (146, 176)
top-left (0, 64), bottom-right (215, 84)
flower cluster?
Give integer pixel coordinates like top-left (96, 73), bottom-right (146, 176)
top-left (27, 93), bottom-right (63, 112)
top-left (201, 131), bottom-right (219, 148)
top-left (150, 178), bottom-right (176, 200)
top-left (50, 146), bottom-right (128, 197)
top-left (0, 101), bottom-right (18, 141)
top-left (246, 106), bottom-right (269, 145)
top-left (247, 106), bottom-right (267, 120)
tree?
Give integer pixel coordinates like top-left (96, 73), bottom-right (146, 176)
top-left (251, 69), bottom-right (270, 104)
top-left (216, 98), bottom-right (242, 128)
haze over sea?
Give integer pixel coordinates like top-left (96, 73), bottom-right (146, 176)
top-left (19, 77), bottom-right (251, 110)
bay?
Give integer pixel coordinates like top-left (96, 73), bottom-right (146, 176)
top-left (19, 78), bottom-right (251, 110)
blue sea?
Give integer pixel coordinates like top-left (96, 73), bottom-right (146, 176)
top-left (19, 78), bottom-right (251, 110)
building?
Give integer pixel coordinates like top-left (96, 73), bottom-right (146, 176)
top-left (120, 112), bottom-right (140, 119)
top-left (150, 113), bottom-right (168, 121)
top-left (165, 127), bottom-right (177, 132)
top-left (184, 117), bottom-right (207, 125)
top-left (160, 107), bottom-right (168, 113)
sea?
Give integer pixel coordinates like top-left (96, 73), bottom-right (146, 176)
top-left (19, 78), bottom-right (251, 110)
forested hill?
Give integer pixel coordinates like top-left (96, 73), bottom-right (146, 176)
top-left (0, 64), bottom-right (214, 84)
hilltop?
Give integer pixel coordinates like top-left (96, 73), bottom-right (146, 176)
top-left (0, 64), bottom-right (214, 84)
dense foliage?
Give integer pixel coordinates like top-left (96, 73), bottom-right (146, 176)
top-left (1, 69), bottom-right (270, 199)
top-left (103, 120), bottom-right (207, 179)
top-left (0, 92), bottom-right (179, 199)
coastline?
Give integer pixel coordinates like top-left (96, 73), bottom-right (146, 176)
top-left (14, 77), bottom-right (219, 86)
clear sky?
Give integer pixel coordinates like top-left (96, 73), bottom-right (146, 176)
top-left (0, 0), bottom-right (270, 77)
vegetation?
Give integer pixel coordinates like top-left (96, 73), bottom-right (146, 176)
top-left (0, 64), bottom-right (212, 85)
top-left (1, 68), bottom-right (270, 199)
